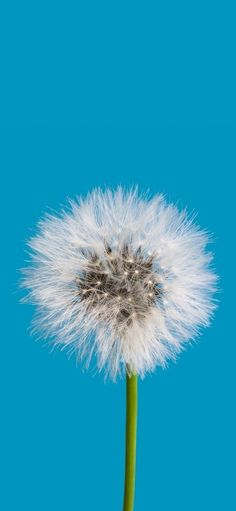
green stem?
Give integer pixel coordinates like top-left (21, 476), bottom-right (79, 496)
top-left (123, 371), bottom-right (138, 511)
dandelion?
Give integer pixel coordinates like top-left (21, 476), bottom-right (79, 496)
top-left (22, 187), bottom-right (217, 511)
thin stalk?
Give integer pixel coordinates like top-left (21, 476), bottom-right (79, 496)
top-left (123, 372), bottom-right (138, 511)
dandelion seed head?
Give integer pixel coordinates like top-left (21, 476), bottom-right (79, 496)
top-left (22, 187), bottom-right (217, 379)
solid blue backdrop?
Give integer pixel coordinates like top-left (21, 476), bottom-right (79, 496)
top-left (1, 1), bottom-right (235, 510)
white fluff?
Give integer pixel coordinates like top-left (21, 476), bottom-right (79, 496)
top-left (22, 188), bottom-right (217, 379)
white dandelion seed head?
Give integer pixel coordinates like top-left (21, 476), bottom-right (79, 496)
top-left (22, 187), bottom-right (217, 379)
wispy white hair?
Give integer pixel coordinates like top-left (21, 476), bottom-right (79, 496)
top-left (22, 188), bottom-right (217, 379)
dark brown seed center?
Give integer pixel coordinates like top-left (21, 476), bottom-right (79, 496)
top-left (76, 244), bottom-right (162, 325)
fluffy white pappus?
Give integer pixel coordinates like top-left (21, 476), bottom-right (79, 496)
top-left (22, 188), bottom-right (217, 379)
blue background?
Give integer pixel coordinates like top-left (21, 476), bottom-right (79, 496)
top-left (1, 2), bottom-right (235, 510)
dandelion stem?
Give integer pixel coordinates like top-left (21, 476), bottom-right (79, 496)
top-left (123, 371), bottom-right (138, 511)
